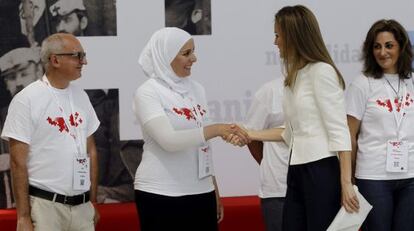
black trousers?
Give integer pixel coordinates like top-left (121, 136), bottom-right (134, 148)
top-left (135, 190), bottom-right (218, 231)
top-left (282, 156), bottom-right (341, 231)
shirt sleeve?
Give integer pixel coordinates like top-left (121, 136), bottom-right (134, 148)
top-left (312, 63), bottom-right (351, 151)
top-left (143, 115), bottom-right (205, 152)
top-left (1, 97), bottom-right (33, 144)
top-left (346, 77), bottom-right (368, 121)
top-left (133, 84), bottom-right (166, 125)
top-left (244, 88), bottom-right (270, 130)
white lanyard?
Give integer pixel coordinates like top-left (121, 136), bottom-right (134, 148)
top-left (383, 78), bottom-right (407, 139)
top-left (41, 76), bottom-right (83, 156)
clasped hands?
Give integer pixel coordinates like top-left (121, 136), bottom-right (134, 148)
top-left (220, 124), bottom-right (250, 147)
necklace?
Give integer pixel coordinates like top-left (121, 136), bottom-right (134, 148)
top-left (385, 78), bottom-right (401, 101)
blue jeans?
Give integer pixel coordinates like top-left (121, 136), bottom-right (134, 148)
top-left (357, 178), bottom-right (414, 231)
top-left (261, 197), bottom-right (285, 231)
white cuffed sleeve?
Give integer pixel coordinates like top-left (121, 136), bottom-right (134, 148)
top-left (143, 115), bottom-right (205, 152)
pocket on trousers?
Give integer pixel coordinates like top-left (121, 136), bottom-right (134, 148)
top-left (29, 196), bottom-right (38, 225)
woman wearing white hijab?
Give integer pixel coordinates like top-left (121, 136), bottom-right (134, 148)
top-left (133, 27), bottom-right (249, 231)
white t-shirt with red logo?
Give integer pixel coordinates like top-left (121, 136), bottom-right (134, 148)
top-left (346, 74), bottom-right (414, 180)
top-left (1, 78), bottom-right (100, 195)
top-left (244, 79), bottom-right (289, 198)
top-left (133, 78), bottom-right (214, 196)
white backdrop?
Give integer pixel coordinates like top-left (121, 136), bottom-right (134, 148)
top-left (74, 0), bottom-right (414, 196)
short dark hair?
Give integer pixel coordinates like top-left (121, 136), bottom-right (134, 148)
top-left (362, 19), bottom-right (413, 79)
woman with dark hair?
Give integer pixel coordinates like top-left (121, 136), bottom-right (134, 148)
top-left (228, 5), bottom-right (359, 231)
top-left (347, 19), bottom-right (414, 231)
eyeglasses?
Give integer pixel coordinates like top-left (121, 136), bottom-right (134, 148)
top-left (54, 52), bottom-right (86, 61)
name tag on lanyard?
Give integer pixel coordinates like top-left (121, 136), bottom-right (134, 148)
top-left (73, 155), bottom-right (91, 190)
top-left (383, 80), bottom-right (410, 172)
top-left (198, 144), bottom-right (214, 179)
top-left (386, 140), bottom-right (408, 172)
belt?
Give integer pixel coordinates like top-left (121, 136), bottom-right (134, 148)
top-left (29, 186), bottom-right (90, 206)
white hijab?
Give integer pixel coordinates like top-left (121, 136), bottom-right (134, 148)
top-left (139, 27), bottom-right (193, 95)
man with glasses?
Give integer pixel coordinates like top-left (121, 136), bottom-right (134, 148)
top-left (1, 33), bottom-right (100, 231)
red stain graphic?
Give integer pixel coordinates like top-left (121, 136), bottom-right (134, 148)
top-left (173, 107), bottom-right (195, 120)
top-left (47, 112), bottom-right (83, 133)
top-left (173, 105), bottom-right (207, 123)
top-left (376, 99), bottom-right (393, 112)
top-left (201, 147), bottom-right (209, 153)
top-left (47, 117), bottom-right (68, 132)
top-left (405, 93), bottom-right (414, 107)
top-left (376, 93), bottom-right (414, 114)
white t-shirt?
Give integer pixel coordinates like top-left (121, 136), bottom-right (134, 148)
top-left (1, 78), bottom-right (100, 195)
top-left (133, 78), bottom-right (214, 196)
top-left (346, 74), bottom-right (414, 180)
top-left (244, 79), bottom-right (289, 198)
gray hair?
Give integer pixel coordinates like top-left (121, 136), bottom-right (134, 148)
top-left (40, 33), bottom-right (67, 70)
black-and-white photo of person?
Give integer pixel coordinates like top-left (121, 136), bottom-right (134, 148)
top-left (1, 0), bottom-right (117, 48)
top-left (0, 47), bottom-right (43, 97)
top-left (0, 46), bottom-right (43, 209)
top-left (165, 0), bottom-right (211, 35)
top-left (49, 0), bottom-right (117, 36)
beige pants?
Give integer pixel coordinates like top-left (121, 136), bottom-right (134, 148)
top-left (30, 196), bottom-right (95, 231)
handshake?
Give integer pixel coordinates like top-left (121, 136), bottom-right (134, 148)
top-left (219, 124), bottom-right (251, 147)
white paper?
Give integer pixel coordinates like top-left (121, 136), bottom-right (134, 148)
top-left (327, 185), bottom-right (372, 231)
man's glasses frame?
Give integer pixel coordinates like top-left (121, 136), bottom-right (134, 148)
top-left (54, 52), bottom-right (86, 61)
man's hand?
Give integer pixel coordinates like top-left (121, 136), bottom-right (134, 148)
top-left (16, 216), bottom-right (34, 231)
top-left (93, 204), bottom-right (100, 226)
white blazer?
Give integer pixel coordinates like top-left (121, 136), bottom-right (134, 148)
top-left (282, 62), bottom-right (351, 165)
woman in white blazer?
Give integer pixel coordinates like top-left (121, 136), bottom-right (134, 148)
top-left (228, 5), bottom-right (360, 231)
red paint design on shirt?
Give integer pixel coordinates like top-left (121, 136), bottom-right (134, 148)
top-left (376, 93), bottom-right (414, 114)
top-left (172, 105), bottom-right (207, 122)
top-left (173, 107), bottom-right (195, 120)
top-left (47, 112), bottom-right (83, 133)
top-left (405, 93), bottom-right (414, 107)
top-left (376, 99), bottom-right (393, 112)
top-left (47, 117), bottom-right (68, 132)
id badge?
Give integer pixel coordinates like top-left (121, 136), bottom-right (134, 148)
top-left (386, 140), bottom-right (408, 173)
top-left (198, 144), bottom-right (213, 179)
top-left (73, 155), bottom-right (90, 190)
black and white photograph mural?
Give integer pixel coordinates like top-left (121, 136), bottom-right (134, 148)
top-left (165, 0), bottom-right (211, 35)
